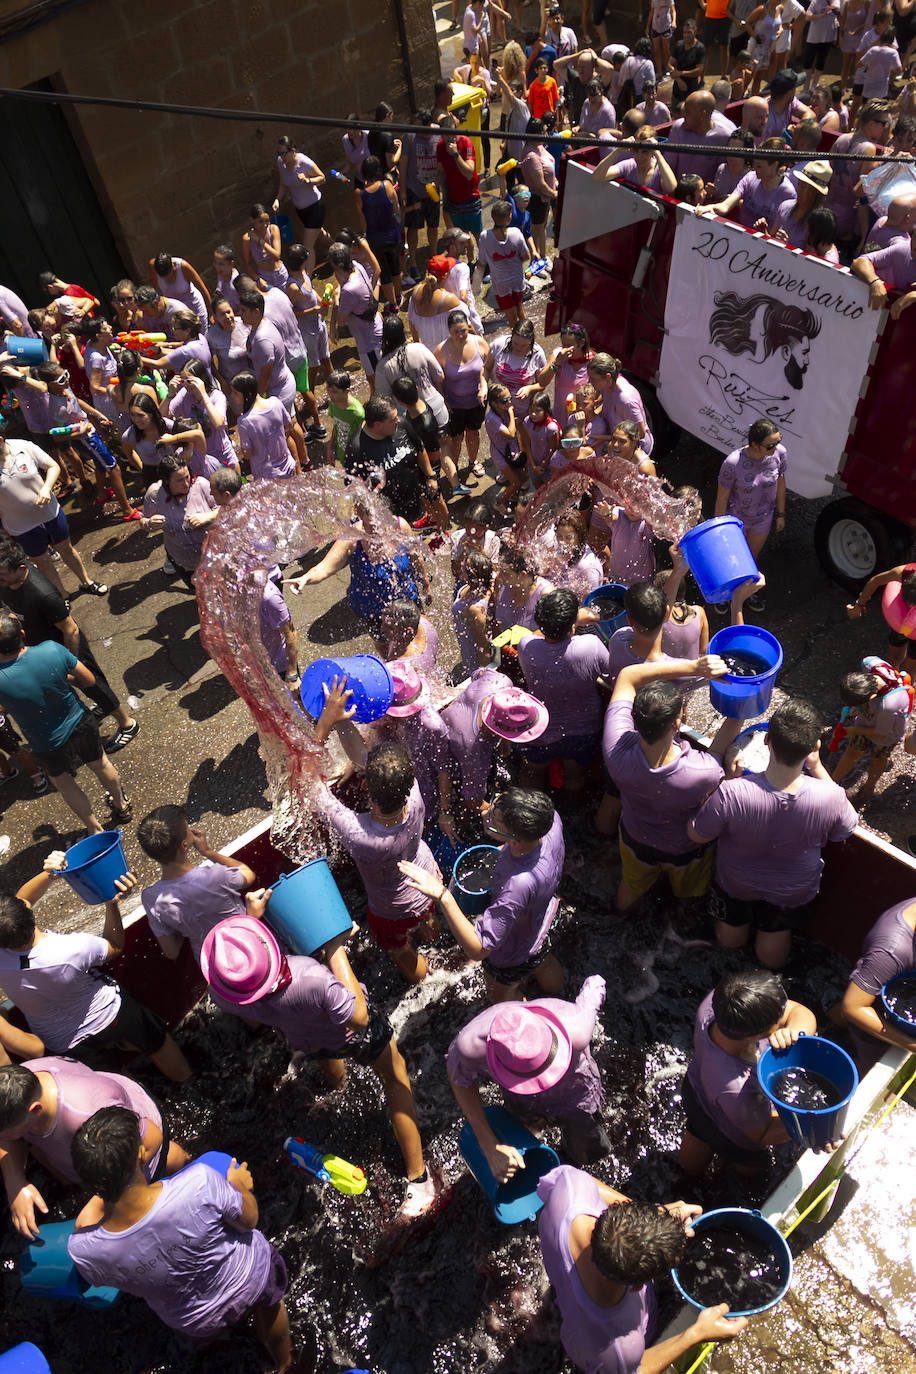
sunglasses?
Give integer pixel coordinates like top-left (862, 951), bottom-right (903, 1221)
top-left (761, 440), bottom-right (780, 450)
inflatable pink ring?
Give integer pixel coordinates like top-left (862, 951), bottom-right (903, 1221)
top-left (882, 580), bottom-right (916, 638)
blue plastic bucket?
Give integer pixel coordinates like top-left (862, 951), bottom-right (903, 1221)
top-left (671, 1207), bottom-right (792, 1317)
top-left (189, 1150), bottom-right (234, 1177)
top-left (458, 1104), bottom-right (560, 1225)
top-left (734, 721), bottom-right (770, 774)
top-left (707, 625), bottom-right (783, 721)
top-left (425, 824), bottom-right (461, 881)
top-left (680, 516), bottom-right (759, 604)
top-left (757, 1034), bottom-right (858, 1149)
top-left (20, 1221), bottom-right (120, 1309)
top-left (451, 844), bottom-right (500, 916)
top-left (0, 1346), bottom-right (51, 1374)
top-left (300, 655), bottom-right (394, 724)
top-left (54, 829), bottom-right (128, 904)
top-left (880, 969), bottom-right (916, 1035)
top-left (265, 857), bottom-right (352, 955)
top-left (582, 582), bottom-right (628, 643)
top-left (6, 337), bottom-right (47, 365)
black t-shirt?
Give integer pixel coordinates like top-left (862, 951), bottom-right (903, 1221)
top-left (0, 567), bottom-right (70, 647)
top-left (672, 39), bottom-right (706, 90)
top-left (404, 407), bottom-right (441, 460)
top-left (344, 423), bottom-right (425, 521)
top-left (368, 129), bottom-right (397, 172)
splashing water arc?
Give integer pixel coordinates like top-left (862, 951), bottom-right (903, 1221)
top-left (196, 470), bottom-right (419, 860)
top-left (519, 454), bottom-right (697, 546)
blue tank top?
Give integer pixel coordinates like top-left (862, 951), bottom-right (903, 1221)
top-left (348, 540), bottom-right (416, 620)
top-left (360, 183), bottom-right (401, 245)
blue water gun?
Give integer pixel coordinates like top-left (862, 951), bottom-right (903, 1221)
top-left (49, 424), bottom-right (118, 472)
top-left (525, 257), bottom-right (550, 278)
top-left (285, 1136), bottom-right (367, 1195)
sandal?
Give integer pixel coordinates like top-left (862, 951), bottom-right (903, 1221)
top-left (79, 580), bottom-right (109, 596)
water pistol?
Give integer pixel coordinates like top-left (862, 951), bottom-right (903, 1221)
top-left (284, 1136), bottom-right (367, 1195)
top-left (49, 423), bottom-right (86, 438)
top-left (329, 167), bottom-right (351, 183)
top-left (319, 282), bottom-right (336, 314)
top-left (114, 331), bottom-right (167, 356)
top-left (828, 706), bottom-right (851, 753)
top-left (525, 258), bottom-right (550, 278)
top-left (50, 424), bottom-right (117, 468)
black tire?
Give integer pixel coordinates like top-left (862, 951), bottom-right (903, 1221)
top-left (814, 497), bottom-right (912, 592)
top-left (625, 374), bottom-right (681, 459)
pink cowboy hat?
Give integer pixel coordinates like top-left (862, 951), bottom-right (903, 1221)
top-left (480, 686), bottom-right (549, 743)
top-left (485, 1003), bottom-right (573, 1095)
top-left (386, 658), bottom-right (431, 718)
top-left (200, 916), bottom-right (285, 1005)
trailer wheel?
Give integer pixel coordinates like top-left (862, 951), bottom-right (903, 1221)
top-left (627, 376), bottom-right (680, 459)
top-left (814, 498), bottom-right (910, 591)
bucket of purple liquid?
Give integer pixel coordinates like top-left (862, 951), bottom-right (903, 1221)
top-left (707, 625), bottom-right (783, 721)
top-left (880, 969), bottom-right (916, 1036)
top-left (671, 1207), bottom-right (792, 1317)
top-left (451, 845), bottom-right (500, 916)
top-left (757, 1033), bottom-right (858, 1149)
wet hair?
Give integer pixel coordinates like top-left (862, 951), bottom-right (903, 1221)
top-left (286, 243), bottom-right (309, 272)
top-left (328, 244), bottom-right (353, 274)
top-left (110, 278), bottom-right (137, 305)
top-left (276, 135), bottom-right (295, 153)
top-left (361, 154), bottom-right (382, 182)
top-left (901, 572), bottom-right (916, 606)
top-left (0, 536), bottom-right (27, 573)
top-left (327, 369), bottom-right (351, 392)
top-left (792, 118), bottom-right (822, 153)
top-left (509, 319), bottom-right (536, 358)
top-left (182, 358), bottom-right (214, 392)
top-left (0, 1064), bottom-right (42, 1132)
top-left (586, 77), bottom-right (604, 97)
top-left (632, 680), bottom-right (683, 743)
top-left (137, 805), bottom-right (188, 863)
top-left (238, 288), bottom-right (265, 316)
top-left (529, 389), bottom-right (553, 416)
top-left (860, 98), bottom-right (892, 126)
top-left (37, 270), bottom-right (58, 290)
top-left (74, 316), bottom-right (108, 342)
top-left (364, 395), bottom-right (397, 426)
top-left (805, 206), bottom-right (837, 251)
top-left (365, 742), bottom-right (415, 812)
top-left (135, 285), bottom-right (159, 307)
top-left (214, 243), bottom-right (235, 263)
top-left (612, 419), bottom-right (642, 448)
top-left (624, 581), bottom-right (667, 634)
top-left (893, 114), bottom-right (916, 146)
top-left (250, 201), bottom-right (271, 220)
top-left (153, 252), bottom-right (174, 276)
top-left (488, 382), bottom-right (511, 408)
top-left (382, 598), bottom-right (421, 635)
top-left (671, 484), bottom-right (702, 529)
top-left (591, 1201), bottom-right (688, 1284)
top-left (494, 787), bottom-right (555, 841)
top-left (211, 466), bottom-right (243, 497)
top-left (634, 35), bottom-right (654, 59)
top-left (675, 173), bottom-right (705, 205)
top-left (561, 322), bottom-right (590, 350)
top-left (381, 314), bottom-right (408, 354)
top-left (157, 451), bottom-right (191, 493)
top-left (728, 129), bottom-right (757, 165)
top-left (116, 349), bottom-right (143, 383)
top-left (71, 1107), bottom-right (141, 1204)
top-left (128, 393), bottom-right (167, 436)
top-left (491, 199), bottom-right (513, 226)
top-left (713, 969), bottom-right (787, 1039)
top-left (587, 352), bottom-right (621, 383)
top-left (170, 309), bottom-right (201, 338)
top-left (839, 671), bottom-right (877, 709)
top-left (391, 376), bottom-right (419, 406)
top-left (748, 418), bottom-right (779, 445)
top-left (448, 309), bottom-right (469, 330)
top-left (500, 542), bottom-right (535, 578)
top-left (556, 510), bottom-right (589, 557)
top-left (35, 361), bottom-right (67, 386)
top-left (375, 101), bottom-right (394, 122)
top-left (464, 550), bottom-right (493, 592)
top-left (767, 697), bottom-right (824, 765)
top-left (0, 891), bottom-right (35, 948)
top-left (534, 587), bottom-right (580, 639)
top-left (230, 371), bottom-right (259, 412)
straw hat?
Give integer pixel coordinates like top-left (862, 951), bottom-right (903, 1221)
top-left (795, 160), bottom-right (832, 195)
top-left (480, 687), bottom-right (549, 743)
top-left (486, 1003), bottom-right (573, 1095)
top-left (386, 658), bottom-right (431, 718)
top-left (200, 916), bottom-right (286, 1005)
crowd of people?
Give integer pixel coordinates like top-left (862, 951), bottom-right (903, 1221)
top-left (0, 3), bottom-right (915, 1371)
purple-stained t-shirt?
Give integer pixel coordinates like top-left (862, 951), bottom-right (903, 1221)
top-left (579, 98), bottom-right (617, 134)
top-left (258, 578), bottom-right (291, 675)
top-left (22, 1057), bottom-right (162, 1183)
top-left (390, 705), bottom-right (451, 818)
top-left (9, 382), bottom-right (51, 434)
top-left (692, 773), bottom-right (858, 906)
top-left (277, 151), bottom-right (322, 209)
top-left (662, 606), bottom-right (703, 659)
top-left (850, 900), bottom-right (916, 996)
top-left (338, 264), bottom-right (384, 358)
top-left (143, 476), bottom-right (216, 571)
top-left (169, 385), bottom-right (238, 469)
top-left (124, 417), bottom-right (175, 468)
top-left (68, 1163), bottom-right (274, 1338)
top-left (611, 157), bottom-right (664, 193)
top-left (263, 286), bottom-right (305, 366)
top-left (523, 415), bottom-right (561, 476)
top-left (604, 629), bottom-right (669, 686)
top-left (637, 98), bottom-right (671, 127)
top-left (237, 397), bottom-right (295, 480)
top-left (718, 444), bottom-right (787, 532)
top-left (0, 284), bottom-right (34, 335)
top-left (165, 335), bottom-right (212, 374)
top-left (141, 296), bottom-right (185, 339)
top-left (478, 227), bottom-right (528, 297)
top-left (604, 699), bottom-right (723, 854)
top-left (143, 861), bottom-right (248, 962)
top-left (247, 318), bottom-right (296, 411)
top-left (318, 780), bottom-right (439, 921)
top-left (519, 633), bottom-right (610, 745)
top-left (863, 215), bottom-right (910, 252)
top-left (666, 120), bottom-right (730, 179)
top-left (608, 508), bottom-right (655, 585)
top-left (858, 43), bottom-right (901, 97)
top-left (733, 171), bottom-right (796, 228)
top-left (213, 954), bottom-right (356, 1053)
top-left (215, 271), bottom-right (241, 311)
top-left (849, 684), bottom-right (911, 746)
top-left (475, 811), bottom-right (565, 965)
top-left (447, 977), bottom-right (606, 1115)
top-left (0, 933), bottom-right (119, 1052)
top-left (206, 317), bottom-right (249, 382)
top-left (441, 667), bottom-right (513, 804)
top-left (713, 160), bottom-right (745, 198)
top-left (686, 990), bottom-right (773, 1147)
top-left (493, 576), bottom-right (553, 633)
top-left (537, 1164), bottom-right (657, 1374)
top-left (861, 238), bottom-right (916, 291)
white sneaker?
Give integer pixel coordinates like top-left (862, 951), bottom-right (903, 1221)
top-left (399, 1174), bottom-right (437, 1220)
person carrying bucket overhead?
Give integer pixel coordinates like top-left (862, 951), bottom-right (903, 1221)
top-left (0, 854), bottom-right (191, 1081)
top-left (399, 786), bottom-right (565, 1003)
top-left (846, 558), bottom-right (916, 672)
top-left (443, 976), bottom-right (610, 1180)
top-left (199, 907), bottom-right (441, 1221)
top-left (312, 677), bottom-right (442, 985)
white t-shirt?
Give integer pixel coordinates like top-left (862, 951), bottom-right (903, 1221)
top-left (0, 932), bottom-right (120, 1052)
top-left (0, 439), bottom-right (60, 537)
top-left (776, 0), bottom-right (804, 51)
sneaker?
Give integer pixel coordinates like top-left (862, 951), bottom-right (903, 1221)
top-left (306, 423), bottom-right (328, 442)
top-left (402, 273), bottom-right (417, 290)
top-left (56, 481), bottom-right (75, 500)
top-left (450, 483), bottom-right (473, 498)
top-left (105, 720), bottom-right (140, 754)
top-left (79, 580), bottom-right (109, 596)
top-left (29, 772), bottom-right (50, 795)
top-left (746, 591), bottom-right (767, 612)
top-left (399, 1174), bottom-right (437, 1220)
top-left (0, 764), bottom-right (20, 787)
top-left (104, 792), bottom-right (133, 824)
top-left (162, 556), bottom-right (178, 575)
top-left (412, 513), bottom-right (432, 530)
top-left (122, 507), bottom-right (142, 523)
top-left (472, 459), bottom-right (485, 478)
top-left (710, 602), bottom-right (729, 616)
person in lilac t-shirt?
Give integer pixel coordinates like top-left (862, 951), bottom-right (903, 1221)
top-left (537, 1164), bottom-right (743, 1374)
top-left (238, 290), bottom-right (296, 414)
top-left (68, 1108), bottom-right (295, 1366)
top-left (440, 665), bottom-right (514, 813)
top-left (604, 656), bottom-right (742, 913)
top-left (0, 1057), bottom-right (190, 1238)
top-left (714, 418), bottom-right (787, 556)
top-left (330, 242), bottom-right (384, 384)
top-left (401, 786), bottom-right (566, 1000)
top-left (840, 897), bottom-right (916, 1054)
top-left (680, 969), bottom-right (816, 1176)
top-left (380, 658), bottom-right (450, 821)
top-left (259, 577), bottom-right (298, 683)
top-left (138, 805), bottom-right (257, 963)
top-left (444, 977), bottom-right (608, 1170)
top-left (690, 697), bottom-right (857, 968)
top-left (852, 229), bottom-right (916, 312)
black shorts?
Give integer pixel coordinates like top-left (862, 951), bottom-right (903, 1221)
top-left (70, 987), bottom-right (169, 1062)
top-left (592, 0), bottom-right (609, 23)
top-left (309, 1006), bottom-right (393, 1067)
top-left (888, 630), bottom-right (916, 658)
top-left (528, 192), bottom-right (550, 226)
top-left (293, 200), bottom-right (326, 231)
top-left (730, 31), bottom-right (750, 56)
top-left (75, 641), bottom-right (120, 718)
top-left (447, 402), bottom-right (486, 436)
top-left (483, 935), bottom-right (552, 987)
top-left (34, 713), bottom-right (102, 778)
top-left (681, 1075), bottom-right (767, 1165)
top-left (0, 714), bottom-right (21, 754)
top-left (370, 241), bottom-right (402, 285)
top-left (709, 882), bottom-right (810, 934)
top-left (405, 197), bottom-right (441, 231)
top-left (703, 15), bottom-right (732, 44)
top-left (802, 39), bottom-right (832, 70)
top-left (510, 1098), bottom-right (610, 1164)
top-left (852, 79), bottom-right (864, 96)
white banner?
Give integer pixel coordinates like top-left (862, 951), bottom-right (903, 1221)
top-left (657, 210), bottom-right (882, 498)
